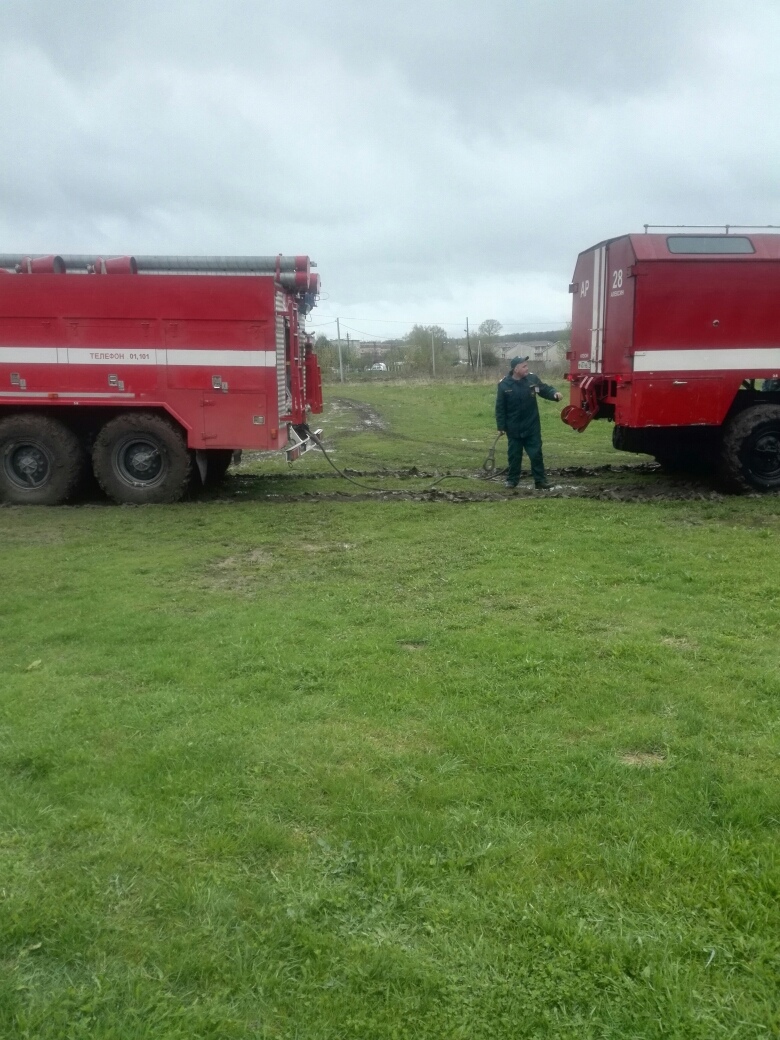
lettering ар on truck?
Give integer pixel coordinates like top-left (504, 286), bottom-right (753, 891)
top-left (0, 254), bottom-right (323, 505)
top-left (562, 230), bottom-right (780, 491)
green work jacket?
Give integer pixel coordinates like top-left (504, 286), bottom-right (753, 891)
top-left (495, 373), bottom-right (559, 438)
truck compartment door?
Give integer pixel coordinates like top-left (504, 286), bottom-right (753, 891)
top-left (202, 393), bottom-right (268, 446)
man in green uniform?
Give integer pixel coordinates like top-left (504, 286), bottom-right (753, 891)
top-left (495, 356), bottom-right (562, 489)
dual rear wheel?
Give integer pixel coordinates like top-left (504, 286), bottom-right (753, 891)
top-left (0, 412), bottom-right (234, 506)
top-left (0, 414), bottom-right (84, 505)
top-left (92, 413), bottom-right (192, 505)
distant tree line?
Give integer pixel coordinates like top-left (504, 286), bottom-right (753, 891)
top-left (313, 321), bottom-right (569, 380)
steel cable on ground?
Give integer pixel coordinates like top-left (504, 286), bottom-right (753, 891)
top-left (320, 422), bottom-right (600, 477)
top-left (306, 430), bottom-right (658, 492)
top-left (307, 429), bottom-right (477, 492)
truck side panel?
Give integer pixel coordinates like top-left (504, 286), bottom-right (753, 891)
top-left (630, 259), bottom-right (780, 426)
top-left (0, 272), bottom-right (317, 451)
top-left (634, 259), bottom-right (780, 352)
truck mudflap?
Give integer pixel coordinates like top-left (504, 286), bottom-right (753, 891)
top-left (285, 423), bottom-right (323, 463)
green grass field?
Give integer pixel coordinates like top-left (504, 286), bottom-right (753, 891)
top-left (1, 382), bottom-right (779, 1039)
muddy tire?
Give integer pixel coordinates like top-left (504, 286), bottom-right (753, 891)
top-left (92, 413), bottom-right (191, 504)
top-left (654, 451), bottom-right (714, 476)
top-left (203, 449), bottom-right (234, 487)
top-left (720, 404), bottom-right (780, 492)
top-left (654, 453), bottom-right (687, 474)
top-left (0, 414), bottom-right (84, 505)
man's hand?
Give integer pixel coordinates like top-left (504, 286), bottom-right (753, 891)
top-left (553, 393), bottom-right (562, 402)
top-left (497, 429), bottom-right (506, 436)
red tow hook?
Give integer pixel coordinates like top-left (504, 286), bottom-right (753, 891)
top-left (561, 404), bottom-right (592, 432)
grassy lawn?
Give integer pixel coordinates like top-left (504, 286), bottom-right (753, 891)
top-left (1, 383), bottom-right (779, 1038)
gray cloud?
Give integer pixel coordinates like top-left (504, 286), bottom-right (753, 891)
top-left (2, 0), bottom-right (779, 336)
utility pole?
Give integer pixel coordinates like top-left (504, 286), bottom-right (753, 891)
top-left (336, 318), bottom-right (344, 383)
top-left (477, 338), bottom-right (482, 373)
top-left (431, 330), bottom-right (436, 378)
top-left (465, 318), bottom-right (474, 369)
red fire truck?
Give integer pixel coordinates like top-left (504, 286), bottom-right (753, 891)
top-left (0, 254), bottom-right (323, 504)
top-left (562, 230), bottom-right (780, 491)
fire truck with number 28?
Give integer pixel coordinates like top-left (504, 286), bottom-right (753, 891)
top-left (0, 253), bottom-right (323, 505)
top-left (562, 228), bottom-right (780, 492)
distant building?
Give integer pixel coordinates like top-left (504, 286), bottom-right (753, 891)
top-left (458, 339), bottom-right (558, 365)
top-left (498, 340), bottom-right (557, 364)
top-left (357, 341), bottom-right (391, 358)
top-left (355, 341), bottom-right (397, 367)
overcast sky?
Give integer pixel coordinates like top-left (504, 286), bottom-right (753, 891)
top-left (1, 0), bottom-right (779, 340)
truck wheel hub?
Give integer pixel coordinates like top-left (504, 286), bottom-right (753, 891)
top-left (5, 443), bottom-right (51, 488)
top-left (117, 439), bottom-right (163, 484)
top-left (749, 432), bottom-right (780, 477)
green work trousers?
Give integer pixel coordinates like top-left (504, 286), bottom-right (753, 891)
top-left (506, 430), bottom-right (546, 486)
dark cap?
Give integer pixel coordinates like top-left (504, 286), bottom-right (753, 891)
top-left (509, 355), bottom-right (529, 370)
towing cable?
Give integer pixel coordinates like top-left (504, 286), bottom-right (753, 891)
top-left (480, 431), bottom-right (506, 478)
top-left (304, 426), bottom-right (506, 492)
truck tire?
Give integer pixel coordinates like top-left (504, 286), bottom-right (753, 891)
top-left (720, 404), bottom-right (780, 492)
top-left (203, 449), bottom-right (234, 487)
top-left (92, 413), bottom-right (191, 504)
top-left (0, 414), bottom-right (84, 505)
top-left (653, 450), bottom-right (714, 476)
top-left (654, 453), bottom-right (687, 474)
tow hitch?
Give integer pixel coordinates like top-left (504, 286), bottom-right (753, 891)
top-left (561, 404), bottom-right (593, 431)
top-left (286, 423), bottom-right (323, 462)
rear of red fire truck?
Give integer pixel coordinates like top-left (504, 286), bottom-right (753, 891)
top-left (563, 231), bottom-right (780, 491)
top-left (0, 254), bottom-right (323, 504)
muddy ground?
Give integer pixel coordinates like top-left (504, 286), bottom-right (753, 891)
top-left (3, 397), bottom-right (759, 508)
top-left (229, 396), bottom-right (735, 503)
top-left (224, 462), bottom-right (734, 504)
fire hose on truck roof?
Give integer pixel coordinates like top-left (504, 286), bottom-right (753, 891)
top-left (0, 254), bottom-right (320, 295)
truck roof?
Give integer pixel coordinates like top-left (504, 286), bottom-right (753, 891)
top-left (580, 232), bottom-right (780, 261)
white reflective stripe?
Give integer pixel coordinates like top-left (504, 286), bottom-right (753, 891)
top-left (0, 347), bottom-right (58, 364)
top-left (166, 349), bottom-right (276, 367)
top-left (65, 348), bottom-right (165, 365)
top-left (596, 245), bottom-right (607, 374)
top-left (634, 348), bottom-right (780, 372)
top-left (0, 347), bottom-right (276, 367)
top-left (590, 249), bottom-right (600, 369)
